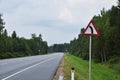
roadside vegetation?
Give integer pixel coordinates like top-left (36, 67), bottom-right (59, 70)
top-left (48, 43), bottom-right (69, 53)
top-left (64, 53), bottom-right (120, 80)
top-left (0, 14), bottom-right (48, 59)
top-left (69, 0), bottom-right (120, 72)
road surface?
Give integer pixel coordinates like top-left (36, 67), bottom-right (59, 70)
top-left (0, 53), bottom-right (63, 80)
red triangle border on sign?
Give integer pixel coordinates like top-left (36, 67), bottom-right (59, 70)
top-left (82, 20), bottom-right (100, 36)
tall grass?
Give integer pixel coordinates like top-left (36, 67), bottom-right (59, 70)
top-left (64, 53), bottom-right (120, 80)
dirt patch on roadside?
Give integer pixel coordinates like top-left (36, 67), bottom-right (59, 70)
top-left (53, 55), bottom-right (64, 80)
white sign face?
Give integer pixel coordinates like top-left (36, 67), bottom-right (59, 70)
top-left (82, 20), bottom-right (100, 36)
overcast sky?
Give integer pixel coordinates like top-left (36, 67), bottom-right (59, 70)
top-left (0, 0), bottom-right (117, 46)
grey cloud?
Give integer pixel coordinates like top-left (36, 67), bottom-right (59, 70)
top-left (0, 0), bottom-right (117, 45)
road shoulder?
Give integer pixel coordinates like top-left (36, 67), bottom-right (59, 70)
top-left (53, 55), bottom-right (64, 80)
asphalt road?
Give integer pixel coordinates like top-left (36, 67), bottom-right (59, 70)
top-left (0, 53), bottom-right (64, 80)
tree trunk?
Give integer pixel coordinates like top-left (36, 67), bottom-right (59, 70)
top-left (103, 51), bottom-right (107, 62)
top-left (101, 51), bottom-right (104, 62)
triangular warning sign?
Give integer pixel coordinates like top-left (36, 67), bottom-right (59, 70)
top-left (82, 20), bottom-right (100, 36)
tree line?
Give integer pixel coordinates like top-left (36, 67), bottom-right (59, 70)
top-left (0, 14), bottom-right (48, 59)
top-left (48, 43), bottom-right (69, 53)
top-left (69, 1), bottom-right (120, 63)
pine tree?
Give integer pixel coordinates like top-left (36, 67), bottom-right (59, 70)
top-left (3, 29), bottom-right (8, 36)
top-left (12, 31), bottom-right (17, 38)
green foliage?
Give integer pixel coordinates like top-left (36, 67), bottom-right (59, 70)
top-left (48, 43), bottom-right (69, 53)
top-left (64, 53), bottom-right (120, 80)
top-left (69, 28), bottom-right (89, 60)
top-left (29, 34), bottom-right (48, 55)
top-left (109, 56), bottom-right (120, 72)
top-left (12, 31), bottom-right (17, 38)
top-left (69, 5), bottom-right (120, 64)
top-left (0, 14), bottom-right (48, 59)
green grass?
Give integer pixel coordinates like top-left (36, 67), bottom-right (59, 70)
top-left (64, 53), bottom-right (120, 80)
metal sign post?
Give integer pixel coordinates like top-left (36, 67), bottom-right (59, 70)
top-left (89, 36), bottom-right (92, 80)
top-left (82, 20), bottom-right (100, 80)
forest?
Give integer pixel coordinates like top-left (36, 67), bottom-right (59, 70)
top-left (48, 43), bottom-right (69, 53)
top-left (0, 14), bottom-right (48, 59)
top-left (0, 1), bottom-right (120, 67)
top-left (69, 0), bottom-right (120, 71)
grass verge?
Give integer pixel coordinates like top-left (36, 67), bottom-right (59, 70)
top-left (63, 53), bottom-right (120, 80)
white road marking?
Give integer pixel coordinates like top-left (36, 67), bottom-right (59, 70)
top-left (1, 57), bottom-right (55, 80)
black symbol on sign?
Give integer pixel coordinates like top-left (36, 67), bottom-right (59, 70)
top-left (89, 26), bottom-right (93, 34)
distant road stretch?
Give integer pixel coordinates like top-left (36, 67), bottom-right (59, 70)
top-left (0, 53), bottom-right (64, 80)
